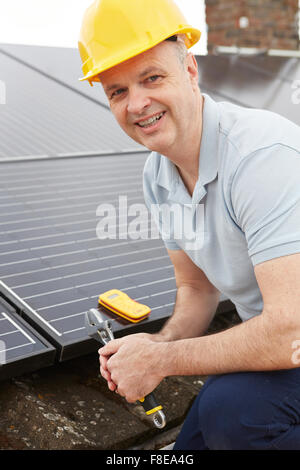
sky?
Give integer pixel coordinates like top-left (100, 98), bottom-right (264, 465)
top-left (0, 0), bottom-right (207, 54)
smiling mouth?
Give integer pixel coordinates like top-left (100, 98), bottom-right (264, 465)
top-left (136, 112), bottom-right (166, 128)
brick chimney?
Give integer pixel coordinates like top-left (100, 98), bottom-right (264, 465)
top-left (206, 0), bottom-right (300, 52)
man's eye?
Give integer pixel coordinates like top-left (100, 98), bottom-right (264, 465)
top-left (111, 89), bottom-right (125, 99)
top-left (147, 75), bottom-right (160, 83)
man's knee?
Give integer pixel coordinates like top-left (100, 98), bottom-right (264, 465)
top-left (197, 372), bottom-right (283, 450)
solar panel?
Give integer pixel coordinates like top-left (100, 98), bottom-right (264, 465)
top-left (0, 154), bottom-right (179, 361)
top-left (0, 153), bottom-right (234, 362)
top-left (0, 48), bottom-right (143, 160)
top-left (197, 55), bottom-right (300, 125)
top-left (0, 43), bottom-right (109, 107)
top-left (0, 292), bottom-right (55, 381)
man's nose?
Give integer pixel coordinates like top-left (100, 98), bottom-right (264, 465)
top-left (127, 88), bottom-right (151, 115)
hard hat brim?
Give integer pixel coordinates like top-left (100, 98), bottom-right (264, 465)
top-left (78, 27), bottom-right (201, 85)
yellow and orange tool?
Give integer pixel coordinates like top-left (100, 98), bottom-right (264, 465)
top-left (98, 289), bottom-right (151, 323)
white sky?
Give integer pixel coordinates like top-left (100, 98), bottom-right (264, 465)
top-left (0, 0), bottom-right (207, 54)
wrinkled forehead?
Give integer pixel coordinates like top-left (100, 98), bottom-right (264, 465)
top-left (100, 41), bottom-right (179, 88)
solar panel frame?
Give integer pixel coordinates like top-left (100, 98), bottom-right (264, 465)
top-left (0, 293), bottom-right (56, 381)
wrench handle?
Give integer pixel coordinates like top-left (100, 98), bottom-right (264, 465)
top-left (139, 392), bottom-right (166, 428)
top-left (139, 392), bottom-right (162, 415)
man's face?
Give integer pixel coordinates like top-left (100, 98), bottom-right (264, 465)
top-left (100, 41), bottom-right (199, 156)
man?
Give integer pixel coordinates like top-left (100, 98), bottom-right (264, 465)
top-left (79, 0), bottom-right (300, 449)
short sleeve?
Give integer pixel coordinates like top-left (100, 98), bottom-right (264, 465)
top-left (231, 145), bottom-right (300, 266)
top-left (143, 154), bottom-right (181, 251)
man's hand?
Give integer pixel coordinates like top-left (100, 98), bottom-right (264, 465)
top-left (98, 333), bottom-right (166, 403)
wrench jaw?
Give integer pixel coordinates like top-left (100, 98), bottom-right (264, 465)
top-left (97, 322), bottom-right (114, 345)
top-left (85, 308), bottom-right (114, 344)
top-left (85, 309), bottom-right (102, 342)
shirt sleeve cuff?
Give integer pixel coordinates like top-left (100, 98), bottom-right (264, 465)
top-left (251, 240), bottom-right (300, 266)
top-left (163, 240), bottom-right (181, 250)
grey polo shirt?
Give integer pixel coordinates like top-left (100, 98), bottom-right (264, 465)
top-left (143, 93), bottom-right (300, 322)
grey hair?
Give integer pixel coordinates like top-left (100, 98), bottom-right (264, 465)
top-left (176, 34), bottom-right (189, 65)
top-left (166, 34), bottom-right (188, 67)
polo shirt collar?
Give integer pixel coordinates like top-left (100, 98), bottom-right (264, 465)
top-left (198, 93), bottom-right (220, 187)
top-left (156, 153), bottom-right (178, 192)
top-left (156, 93), bottom-right (219, 200)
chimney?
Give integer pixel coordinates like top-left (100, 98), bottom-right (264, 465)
top-left (206, 0), bottom-right (300, 53)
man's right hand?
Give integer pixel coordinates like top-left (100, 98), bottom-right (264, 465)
top-left (99, 332), bottom-right (165, 391)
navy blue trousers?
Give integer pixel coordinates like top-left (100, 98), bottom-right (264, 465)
top-left (174, 369), bottom-right (300, 450)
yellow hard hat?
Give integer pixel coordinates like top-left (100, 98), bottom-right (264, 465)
top-left (78, 0), bottom-right (201, 85)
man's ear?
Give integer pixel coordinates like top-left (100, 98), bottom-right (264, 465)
top-left (186, 53), bottom-right (199, 91)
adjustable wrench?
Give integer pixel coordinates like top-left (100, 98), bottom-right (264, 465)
top-left (85, 308), bottom-right (166, 429)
